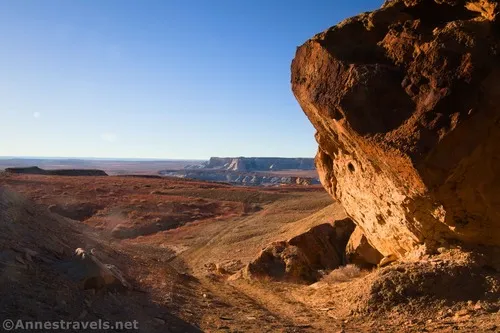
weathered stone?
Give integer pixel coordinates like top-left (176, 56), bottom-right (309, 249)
top-left (246, 218), bottom-right (355, 283)
top-left (291, 0), bottom-right (500, 258)
top-left (64, 248), bottom-right (131, 291)
top-left (346, 227), bottom-right (383, 267)
top-left (215, 260), bottom-right (244, 275)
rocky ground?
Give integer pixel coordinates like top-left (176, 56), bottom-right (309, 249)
top-left (0, 173), bottom-right (498, 332)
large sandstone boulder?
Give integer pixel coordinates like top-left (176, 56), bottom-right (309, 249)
top-left (246, 218), bottom-right (355, 283)
top-left (292, 0), bottom-right (500, 258)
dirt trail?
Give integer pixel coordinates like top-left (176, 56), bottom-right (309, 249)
top-left (115, 236), bottom-right (320, 332)
top-left (117, 195), bottom-right (340, 331)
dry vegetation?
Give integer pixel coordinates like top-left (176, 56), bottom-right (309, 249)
top-left (321, 265), bottom-right (361, 284)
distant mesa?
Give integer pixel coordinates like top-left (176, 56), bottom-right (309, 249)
top-left (4, 166), bottom-right (108, 177)
top-left (161, 157), bottom-right (319, 186)
top-left (160, 169), bottom-right (319, 186)
top-left (202, 157), bottom-right (315, 172)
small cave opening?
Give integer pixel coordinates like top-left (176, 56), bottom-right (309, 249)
top-left (348, 162), bottom-right (356, 173)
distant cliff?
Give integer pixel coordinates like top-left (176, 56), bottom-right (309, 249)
top-left (159, 169), bottom-right (319, 186)
top-left (203, 157), bottom-right (315, 172)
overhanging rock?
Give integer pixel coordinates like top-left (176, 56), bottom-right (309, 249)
top-left (291, 0), bottom-right (500, 258)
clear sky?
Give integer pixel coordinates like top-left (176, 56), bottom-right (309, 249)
top-left (0, 0), bottom-right (381, 159)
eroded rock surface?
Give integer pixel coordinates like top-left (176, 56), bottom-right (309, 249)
top-left (245, 218), bottom-right (355, 283)
top-left (291, 0), bottom-right (500, 258)
top-left (203, 157), bottom-right (315, 172)
top-left (346, 227), bottom-right (384, 267)
top-left (64, 248), bottom-right (131, 290)
top-left (159, 169), bottom-right (320, 186)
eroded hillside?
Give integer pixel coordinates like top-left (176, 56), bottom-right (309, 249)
top-left (1, 171), bottom-right (498, 332)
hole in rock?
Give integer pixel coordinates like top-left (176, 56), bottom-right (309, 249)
top-left (348, 162), bottom-right (356, 172)
top-left (376, 214), bottom-right (386, 226)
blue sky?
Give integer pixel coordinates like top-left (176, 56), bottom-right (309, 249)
top-left (0, 0), bottom-right (381, 159)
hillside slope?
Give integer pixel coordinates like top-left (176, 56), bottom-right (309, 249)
top-left (2, 173), bottom-right (498, 332)
top-left (0, 187), bottom-right (200, 333)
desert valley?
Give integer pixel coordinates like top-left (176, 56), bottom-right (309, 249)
top-left (2, 0), bottom-right (500, 332)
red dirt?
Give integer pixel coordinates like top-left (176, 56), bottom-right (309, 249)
top-left (1, 173), bottom-right (498, 332)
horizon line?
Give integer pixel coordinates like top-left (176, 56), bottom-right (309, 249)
top-left (0, 155), bottom-right (316, 161)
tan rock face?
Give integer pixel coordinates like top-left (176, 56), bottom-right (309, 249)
top-left (246, 219), bottom-right (355, 283)
top-left (346, 227), bottom-right (384, 267)
top-left (291, 0), bottom-right (500, 258)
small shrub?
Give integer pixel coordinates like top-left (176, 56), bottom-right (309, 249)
top-left (322, 264), bottom-right (361, 284)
